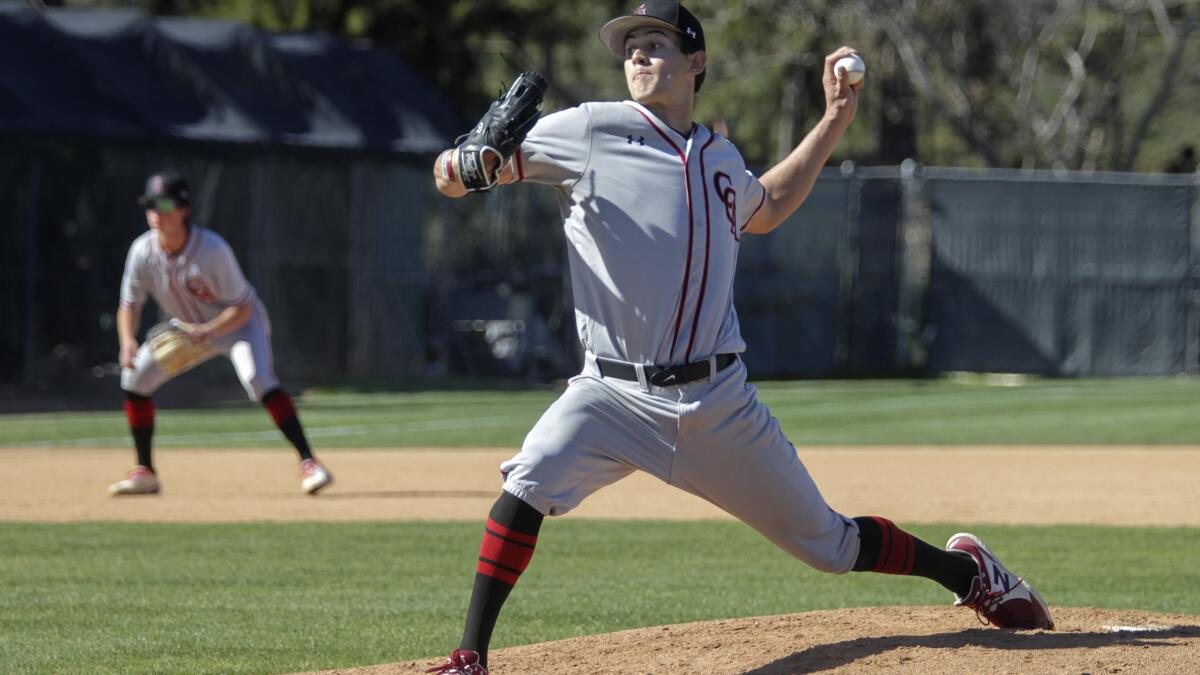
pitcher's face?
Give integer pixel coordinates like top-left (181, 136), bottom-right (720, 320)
top-left (623, 27), bottom-right (697, 105)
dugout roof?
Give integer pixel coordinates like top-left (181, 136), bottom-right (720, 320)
top-left (0, 3), bottom-right (458, 153)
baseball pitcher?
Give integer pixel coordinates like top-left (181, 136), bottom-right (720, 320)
top-left (110, 170), bottom-right (333, 496)
top-left (425, 3), bottom-right (1052, 673)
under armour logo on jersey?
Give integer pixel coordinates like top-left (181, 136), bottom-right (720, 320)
top-left (634, 4), bottom-right (647, 15)
top-left (627, 135), bottom-right (645, 146)
top-left (714, 171), bottom-right (739, 241)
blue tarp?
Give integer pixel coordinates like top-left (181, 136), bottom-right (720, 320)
top-left (0, 3), bottom-right (458, 152)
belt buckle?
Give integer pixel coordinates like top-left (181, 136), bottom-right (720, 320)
top-left (648, 368), bottom-right (680, 387)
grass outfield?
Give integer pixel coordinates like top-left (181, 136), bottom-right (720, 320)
top-left (3, 380), bottom-right (1197, 673)
top-left (1, 522), bottom-right (1197, 675)
top-left (3, 376), bottom-right (1200, 447)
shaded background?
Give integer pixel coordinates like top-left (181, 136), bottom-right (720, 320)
top-left (2, 1), bottom-right (1199, 404)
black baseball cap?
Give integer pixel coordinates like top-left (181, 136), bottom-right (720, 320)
top-left (600, 1), bottom-right (707, 91)
top-left (137, 170), bottom-right (191, 209)
top-left (600, 1), bottom-right (705, 55)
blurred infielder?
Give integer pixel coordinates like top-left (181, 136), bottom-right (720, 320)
top-left (109, 170), bottom-right (333, 496)
top-left (426, 2), bottom-right (1052, 672)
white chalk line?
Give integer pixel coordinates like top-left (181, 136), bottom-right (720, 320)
top-left (3, 415), bottom-right (519, 448)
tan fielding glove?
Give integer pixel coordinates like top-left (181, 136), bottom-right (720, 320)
top-left (146, 321), bottom-right (214, 375)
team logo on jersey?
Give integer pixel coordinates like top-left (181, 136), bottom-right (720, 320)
top-left (185, 275), bottom-right (216, 303)
top-left (627, 134), bottom-right (645, 146)
top-left (713, 172), bottom-right (739, 241)
top-left (634, 4), bottom-right (647, 15)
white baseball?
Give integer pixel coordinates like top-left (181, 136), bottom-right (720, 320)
top-left (834, 54), bottom-right (866, 85)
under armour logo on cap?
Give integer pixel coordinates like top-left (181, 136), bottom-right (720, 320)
top-left (600, 1), bottom-right (707, 89)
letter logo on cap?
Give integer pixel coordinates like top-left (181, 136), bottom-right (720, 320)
top-left (686, 26), bottom-right (696, 39)
top-left (150, 176), bottom-right (163, 193)
top-left (634, 4), bottom-right (647, 15)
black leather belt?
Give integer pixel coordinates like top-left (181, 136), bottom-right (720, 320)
top-left (596, 353), bottom-right (739, 387)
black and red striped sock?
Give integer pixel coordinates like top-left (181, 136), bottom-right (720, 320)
top-left (262, 389), bottom-right (313, 461)
top-left (460, 491), bottom-right (543, 666)
top-left (123, 391), bottom-right (155, 470)
top-left (852, 516), bottom-right (977, 597)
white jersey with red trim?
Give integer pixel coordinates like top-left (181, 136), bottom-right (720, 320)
top-left (120, 225), bottom-right (262, 324)
top-left (515, 100), bottom-right (766, 366)
top-left (119, 224), bottom-right (279, 401)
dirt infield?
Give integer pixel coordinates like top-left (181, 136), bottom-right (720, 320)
top-left (318, 607), bottom-right (1200, 675)
top-left (8, 446), bottom-right (1200, 673)
top-left (4, 446), bottom-right (1200, 525)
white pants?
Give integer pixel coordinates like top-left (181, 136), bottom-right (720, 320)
top-left (501, 353), bottom-right (861, 574)
top-left (121, 307), bottom-right (280, 402)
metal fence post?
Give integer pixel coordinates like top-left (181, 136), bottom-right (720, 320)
top-left (895, 159), bottom-right (931, 373)
top-left (249, 159), bottom-right (268, 299)
top-left (347, 161), bottom-right (366, 378)
top-left (23, 154), bottom-right (40, 385)
top-left (1188, 168), bottom-right (1200, 374)
top-left (835, 161), bottom-right (861, 371)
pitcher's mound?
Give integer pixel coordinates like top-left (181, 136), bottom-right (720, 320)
top-left (314, 606), bottom-right (1200, 674)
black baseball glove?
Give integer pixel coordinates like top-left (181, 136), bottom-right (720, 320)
top-left (456, 71), bottom-right (548, 192)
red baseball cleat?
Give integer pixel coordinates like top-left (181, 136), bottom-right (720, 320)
top-left (108, 465), bottom-right (161, 496)
top-left (424, 649), bottom-right (487, 675)
top-left (298, 458), bottom-right (333, 495)
top-left (947, 532), bottom-right (1054, 630)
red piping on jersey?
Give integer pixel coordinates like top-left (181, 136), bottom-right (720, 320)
top-left (155, 243), bottom-right (197, 323)
top-left (165, 231), bottom-right (205, 324)
top-left (167, 273), bottom-right (203, 324)
top-left (626, 104), bottom-right (694, 362)
top-left (227, 288), bottom-right (252, 307)
top-left (685, 134), bottom-right (718, 361)
top-left (744, 188), bottom-right (767, 231)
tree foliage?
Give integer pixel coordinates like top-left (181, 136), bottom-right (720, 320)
top-left (53, 0), bottom-right (1200, 171)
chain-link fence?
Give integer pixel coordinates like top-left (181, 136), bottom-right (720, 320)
top-left (3, 144), bottom-right (1199, 399)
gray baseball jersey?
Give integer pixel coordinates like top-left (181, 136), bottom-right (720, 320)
top-left (499, 101), bottom-right (860, 573)
top-left (119, 225), bottom-right (279, 400)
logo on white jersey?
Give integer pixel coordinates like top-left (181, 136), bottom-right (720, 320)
top-left (713, 172), bottom-right (739, 241)
top-left (186, 275), bottom-right (216, 303)
top-left (627, 134), bottom-right (645, 146)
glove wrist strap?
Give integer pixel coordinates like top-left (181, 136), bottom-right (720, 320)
top-left (458, 145), bottom-right (503, 192)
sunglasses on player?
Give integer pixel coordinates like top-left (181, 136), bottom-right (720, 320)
top-left (144, 197), bottom-right (178, 212)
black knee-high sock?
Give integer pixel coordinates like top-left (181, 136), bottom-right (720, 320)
top-left (852, 516), bottom-right (978, 597)
top-left (460, 491), bottom-right (543, 666)
top-left (123, 391), bottom-right (155, 470)
top-left (261, 389), bottom-right (313, 461)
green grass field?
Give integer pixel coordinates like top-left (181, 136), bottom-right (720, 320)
top-left (1, 378), bottom-right (1198, 673)
top-left (2, 522), bottom-right (1198, 675)
top-left (3, 376), bottom-right (1200, 448)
